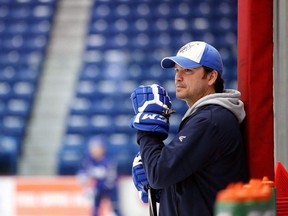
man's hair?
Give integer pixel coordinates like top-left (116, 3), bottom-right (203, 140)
top-left (202, 66), bottom-right (224, 93)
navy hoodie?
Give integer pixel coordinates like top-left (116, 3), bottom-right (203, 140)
top-left (137, 89), bottom-right (249, 216)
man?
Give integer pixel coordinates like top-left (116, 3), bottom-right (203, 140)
top-left (77, 136), bottom-right (122, 216)
top-left (130, 41), bottom-right (249, 215)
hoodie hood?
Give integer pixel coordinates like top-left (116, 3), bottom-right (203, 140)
top-left (182, 89), bottom-right (246, 123)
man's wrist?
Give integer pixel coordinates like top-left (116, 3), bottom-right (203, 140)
top-left (137, 130), bottom-right (167, 143)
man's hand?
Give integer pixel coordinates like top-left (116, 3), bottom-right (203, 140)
top-left (131, 84), bottom-right (172, 115)
top-left (130, 84), bottom-right (174, 138)
top-left (132, 152), bottom-right (149, 203)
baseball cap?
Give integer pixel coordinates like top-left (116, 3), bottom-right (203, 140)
top-left (161, 41), bottom-right (224, 75)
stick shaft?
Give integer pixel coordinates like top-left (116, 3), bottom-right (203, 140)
top-left (148, 188), bottom-right (157, 216)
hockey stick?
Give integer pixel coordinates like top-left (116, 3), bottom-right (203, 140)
top-left (148, 187), bottom-right (157, 216)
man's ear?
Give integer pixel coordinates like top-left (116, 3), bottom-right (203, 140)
top-left (208, 70), bottom-right (218, 86)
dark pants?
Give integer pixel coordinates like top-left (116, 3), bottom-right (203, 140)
top-left (92, 186), bottom-right (122, 216)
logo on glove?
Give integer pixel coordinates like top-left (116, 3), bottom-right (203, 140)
top-left (134, 113), bottom-right (168, 123)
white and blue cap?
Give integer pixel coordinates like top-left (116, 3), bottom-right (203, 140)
top-left (161, 41), bottom-right (224, 75)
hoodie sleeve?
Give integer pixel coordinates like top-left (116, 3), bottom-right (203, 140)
top-left (138, 108), bottom-right (223, 189)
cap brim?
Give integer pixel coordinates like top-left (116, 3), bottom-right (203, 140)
top-left (161, 56), bottom-right (202, 69)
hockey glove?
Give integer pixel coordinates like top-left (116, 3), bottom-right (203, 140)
top-left (131, 84), bottom-right (172, 114)
top-left (130, 84), bottom-right (174, 138)
top-left (132, 152), bottom-right (149, 203)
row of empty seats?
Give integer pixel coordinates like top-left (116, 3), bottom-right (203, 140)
top-left (57, 0), bottom-right (238, 176)
top-left (0, 0), bottom-right (57, 174)
top-left (90, 1), bottom-right (236, 19)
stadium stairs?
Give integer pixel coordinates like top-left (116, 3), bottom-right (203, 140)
top-left (19, 0), bottom-right (92, 175)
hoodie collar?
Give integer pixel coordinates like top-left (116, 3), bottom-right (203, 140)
top-left (182, 89), bottom-right (246, 123)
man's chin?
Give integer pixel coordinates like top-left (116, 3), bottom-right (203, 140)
top-left (176, 93), bottom-right (185, 100)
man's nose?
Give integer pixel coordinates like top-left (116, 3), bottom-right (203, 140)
top-left (175, 72), bottom-right (182, 81)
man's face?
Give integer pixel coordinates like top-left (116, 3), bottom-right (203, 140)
top-left (89, 143), bottom-right (105, 160)
top-left (174, 64), bottom-right (214, 107)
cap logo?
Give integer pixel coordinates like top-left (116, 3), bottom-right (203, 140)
top-left (178, 43), bottom-right (197, 54)
top-left (177, 41), bottom-right (205, 64)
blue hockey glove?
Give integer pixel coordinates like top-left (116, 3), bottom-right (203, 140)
top-left (130, 84), bottom-right (174, 138)
top-left (136, 190), bottom-right (148, 204)
top-left (132, 152), bottom-right (149, 203)
top-left (131, 84), bottom-right (173, 115)
top-left (130, 112), bottom-right (169, 135)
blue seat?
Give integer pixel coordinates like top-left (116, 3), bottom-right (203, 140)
top-left (0, 115), bottom-right (26, 136)
top-left (75, 80), bottom-right (96, 98)
top-left (78, 63), bottom-right (102, 81)
top-left (32, 5), bottom-right (54, 20)
top-left (61, 133), bottom-right (87, 148)
top-left (19, 50), bottom-right (44, 67)
top-left (0, 100), bottom-right (6, 117)
top-left (89, 114), bottom-right (114, 134)
top-left (214, 31), bottom-right (237, 47)
top-left (85, 33), bottom-right (108, 50)
top-left (28, 20), bottom-right (52, 35)
top-left (19, 0), bottom-right (57, 7)
top-left (0, 24), bottom-right (5, 34)
top-left (8, 5), bottom-right (31, 19)
top-left (116, 96), bottom-right (134, 115)
top-left (113, 114), bottom-right (134, 134)
top-left (12, 81), bottom-right (35, 100)
top-left (90, 96), bottom-right (116, 115)
top-left (106, 133), bottom-right (139, 175)
top-left (0, 5), bottom-right (10, 20)
top-left (0, 34), bottom-right (24, 50)
top-left (57, 134), bottom-right (87, 175)
top-left (0, 66), bottom-right (17, 82)
top-left (213, 1), bottom-right (237, 17)
top-left (0, 0), bottom-right (10, 4)
top-left (15, 65), bottom-right (40, 83)
top-left (0, 115), bottom-right (25, 154)
top-left (126, 63), bottom-right (145, 80)
top-left (65, 114), bottom-right (90, 135)
top-left (212, 18), bottom-right (237, 33)
top-left (3, 20), bottom-right (27, 34)
top-left (108, 133), bottom-right (132, 146)
top-left (0, 51), bottom-right (20, 64)
top-left (69, 97), bottom-right (92, 115)
top-left (0, 136), bottom-right (18, 174)
top-left (94, 80), bottom-right (119, 95)
top-left (0, 82), bottom-right (12, 100)
top-left (57, 148), bottom-right (83, 175)
top-left (151, 2), bottom-right (171, 18)
top-left (223, 64), bottom-right (237, 87)
top-left (0, 50), bottom-right (44, 69)
top-left (21, 35), bottom-right (48, 51)
top-left (6, 98), bottom-right (31, 118)
top-left (0, 65), bottom-right (40, 83)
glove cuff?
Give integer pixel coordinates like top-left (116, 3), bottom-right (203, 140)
top-left (130, 112), bottom-right (169, 138)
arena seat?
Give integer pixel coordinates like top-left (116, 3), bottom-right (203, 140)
top-left (57, 148), bottom-right (83, 175)
top-left (0, 136), bottom-right (18, 174)
top-left (0, 0), bottom-right (57, 174)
